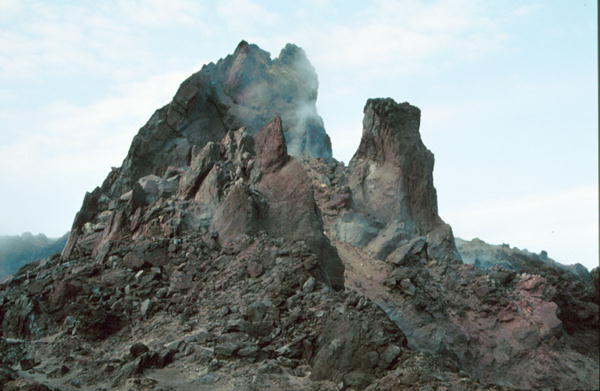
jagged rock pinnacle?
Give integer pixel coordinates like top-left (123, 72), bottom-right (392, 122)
top-left (255, 116), bottom-right (288, 173)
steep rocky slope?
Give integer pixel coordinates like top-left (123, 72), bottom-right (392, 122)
top-left (0, 42), bottom-right (597, 391)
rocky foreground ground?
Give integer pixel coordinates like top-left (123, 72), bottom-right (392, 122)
top-left (1, 41), bottom-right (598, 391)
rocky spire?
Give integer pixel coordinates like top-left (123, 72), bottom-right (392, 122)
top-left (335, 98), bottom-right (460, 263)
top-left (255, 116), bottom-right (288, 173)
top-left (349, 98), bottom-right (439, 233)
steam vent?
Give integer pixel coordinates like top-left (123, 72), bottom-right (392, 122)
top-left (1, 41), bottom-right (597, 390)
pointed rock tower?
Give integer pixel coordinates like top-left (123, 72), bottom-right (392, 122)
top-left (335, 98), bottom-right (460, 263)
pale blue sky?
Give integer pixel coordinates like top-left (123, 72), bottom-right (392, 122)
top-left (0, 0), bottom-right (597, 269)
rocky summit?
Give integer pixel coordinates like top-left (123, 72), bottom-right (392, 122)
top-left (0, 42), bottom-right (598, 391)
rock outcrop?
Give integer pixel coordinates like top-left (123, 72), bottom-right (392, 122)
top-left (337, 239), bottom-right (598, 390)
top-left (335, 98), bottom-right (460, 263)
top-left (0, 42), bottom-right (597, 391)
top-left (61, 114), bottom-right (343, 291)
top-left (349, 98), bottom-right (438, 232)
top-left (301, 99), bottom-right (598, 389)
top-left (64, 40), bottom-right (332, 257)
top-left (456, 238), bottom-right (598, 336)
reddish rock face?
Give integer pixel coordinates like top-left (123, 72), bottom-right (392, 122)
top-left (61, 108), bottom-right (344, 291)
top-left (89, 41), bottom-right (331, 202)
top-left (210, 117), bottom-right (344, 290)
top-left (248, 116), bottom-right (345, 289)
top-left (255, 116), bottom-right (288, 173)
top-left (63, 41), bottom-right (333, 260)
top-left (256, 157), bottom-right (344, 290)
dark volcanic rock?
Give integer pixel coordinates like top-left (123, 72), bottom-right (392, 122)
top-left (253, 118), bottom-right (344, 289)
top-left (336, 98), bottom-right (460, 263)
top-left (130, 342), bottom-right (150, 358)
top-left (19, 358), bottom-right (38, 370)
top-left (76, 308), bottom-right (122, 341)
top-left (0, 366), bottom-right (16, 384)
top-left (63, 42), bottom-right (330, 241)
top-left (63, 41), bottom-right (331, 264)
top-left (60, 108), bottom-right (344, 290)
top-left (350, 98), bottom-right (438, 232)
top-left (301, 97), bottom-right (598, 389)
top-left (311, 303), bottom-right (406, 383)
top-left (1, 42), bottom-right (597, 391)
top-left (211, 117), bottom-right (344, 289)
top-left (211, 182), bottom-right (264, 239)
top-left (456, 238), bottom-right (599, 338)
top-left (336, 236), bottom-right (599, 390)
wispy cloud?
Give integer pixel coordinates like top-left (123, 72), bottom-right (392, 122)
top-left (216, 0), bottom-right (279, 32)
top-left (514, 3), bottom-right (543, 17)
top-left (0, 0), bottom-right (19, 13)
top-left (0, 0), bottom-right (207, 79)
top-left (0, 70), bottom-right (192, 181)
top-left (208, 0), bottom-right (507, 78)
top-left (115, 0), bottom-right (205, 25)
top-left (299, 0), bottom-right (507, 76)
